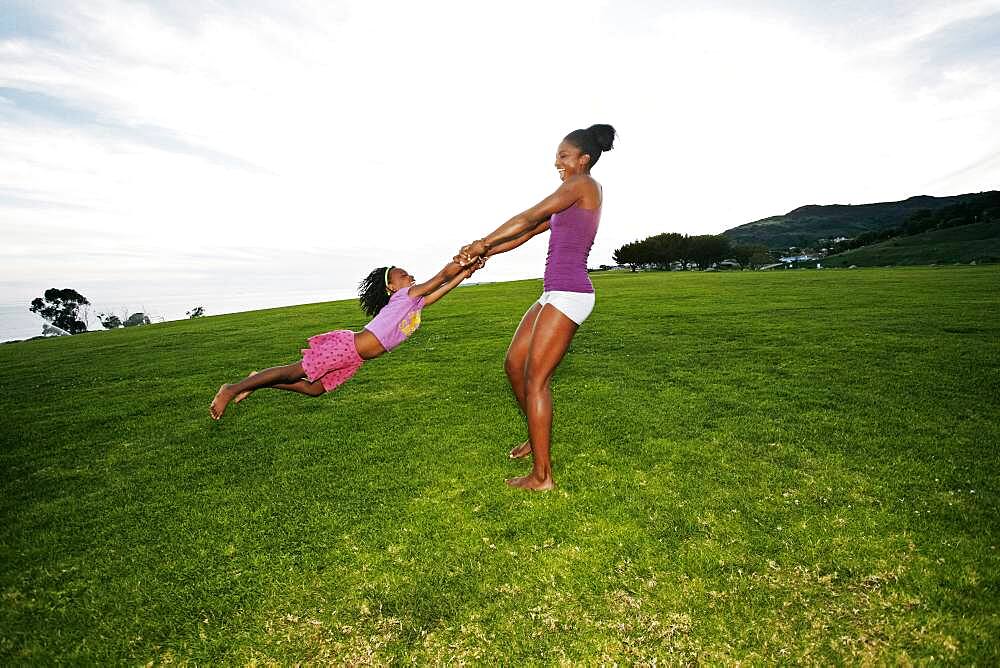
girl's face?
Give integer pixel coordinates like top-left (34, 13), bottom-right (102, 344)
top-left (554, 140), bottom-right (590, 181)
top-left (388, 267), bottom-right (415, 293)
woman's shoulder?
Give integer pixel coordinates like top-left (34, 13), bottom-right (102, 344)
top-left (563, 173), bottom-right (599, 188)
top-left (563, 174), bottom-right (601, 208)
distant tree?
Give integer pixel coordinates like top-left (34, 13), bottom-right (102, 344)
top-left (99, 313), bottom-right (123, 329)
top-left (613, 241), bottom-right (643, 271)
top-left (611, 244), bottom-right (625, 266)
top-left (686, 234), bottom-right (733, 269)
top-left (667, 233), bottom-right (689, 267)
top-left (615, 232), bottom-right (742, 270)
top-left (29, 288), bottom-right (89, 334)
top-left (749, 249), bottom-right (774, 268)
top-left (732, 243), bottom-right (771, 268)
top-left (646, 232), bottom-right (686, 268)
top-left (732, 244), bottom-right (752, 267)
top-left (633, 238), bottom-right (654, 266)
top-left (639, 235), bottom-right (663, 267)
top-left (186, 306), bottom-right (205, 318)
top-left (124, 312), bottom-right (151, 327)
top-left (901, 209), bottom-right (933, 236)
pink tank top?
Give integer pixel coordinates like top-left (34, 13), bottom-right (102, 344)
top-left (543, 202), bottom-right (600, 293)
top-left (364, 287), bottom-right (425, 352)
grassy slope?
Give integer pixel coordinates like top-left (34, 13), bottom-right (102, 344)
top-left (2, 268), bottom-right (999, 664)
top-left (822, 221), bottom-right (1000, 267)
top-left (722, 193), bottom-right (993, 248)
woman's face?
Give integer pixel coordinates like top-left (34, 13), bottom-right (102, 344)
top-left (388, 267), bottom-right (415, 293)
top-left (554, 140), bottom-right (590, 181)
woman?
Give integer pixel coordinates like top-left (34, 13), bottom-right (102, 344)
top-left (458, 124), bottom-right (616, 491)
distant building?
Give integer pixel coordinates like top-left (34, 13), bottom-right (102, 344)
top-left (778, 254), bottom-right (818, 263)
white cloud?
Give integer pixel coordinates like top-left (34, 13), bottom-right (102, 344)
top-left (1, 0), bottom-right (999, 314)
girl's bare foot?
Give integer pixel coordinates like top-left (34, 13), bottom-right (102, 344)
top-left (508, 440), bottom-right (531, 459)
top-left (210, 384), bottom-right (235, 420)
top-left (234, 371), bottom-right (258, 403)
top-left (505, 474), bottom-right (555, 491)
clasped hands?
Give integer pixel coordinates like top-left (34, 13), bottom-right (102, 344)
top-left (455, 239), bottom-right (489, 269)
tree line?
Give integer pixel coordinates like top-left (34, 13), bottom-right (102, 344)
top-left (27, 288), bottom-right (204, 338)
top-left (830, 193), bottom-right (1000, 254)
top-left (612, 233), bottom-right (772, 270)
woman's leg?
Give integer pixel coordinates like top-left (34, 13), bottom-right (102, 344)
top-left (507, 305), bottom-right (578, 491)
top-left (505, 302), bottom-right (543, 458)
top-left (210, 361), bottom-right (308, 420)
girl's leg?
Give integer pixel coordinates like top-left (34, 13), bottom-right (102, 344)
top-left (507, 305), bottom-right (578, 491)
top-left (238, 373), bottom-right (325, 400)
top-left (234, 371), bottom-right (258, 403)
top-left (270, 379), bottom-right (326, 396)
top-left (210, 362), bottom-right (308, 420)
top-left (505, 302), bottom-right (543, 458)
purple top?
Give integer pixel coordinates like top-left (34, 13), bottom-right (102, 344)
top-left (364, 287), bottom-right (425, 352)
top-left (543, 202), bottom-right (600, 293)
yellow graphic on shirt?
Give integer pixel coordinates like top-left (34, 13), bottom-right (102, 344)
top-left (399, 310), bottom-right (421, 337)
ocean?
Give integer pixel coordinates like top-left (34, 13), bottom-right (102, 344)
top-left (1, 245), bottom-right (545, 343)
top-left (1, 286), bottom-right (355, 343)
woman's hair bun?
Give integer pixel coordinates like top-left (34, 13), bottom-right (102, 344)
top-left (564, 123), bottom-right (617, 168)
top-left (587, 124), bottom-right (616, 152)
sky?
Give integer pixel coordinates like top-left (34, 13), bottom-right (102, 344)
top-left (2, 0), bottom-right (999, 332)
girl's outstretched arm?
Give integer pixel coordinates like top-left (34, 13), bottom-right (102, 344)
top-left (408, 260), bottom-right (470, 300)
top-left (423, 259), bottom-right (483, 307)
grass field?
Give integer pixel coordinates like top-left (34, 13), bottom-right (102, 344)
top-left (2, 266), bottom-right (999, 664)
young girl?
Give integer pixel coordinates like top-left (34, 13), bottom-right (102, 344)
top-left (209, 257), bottom-right (484, 420)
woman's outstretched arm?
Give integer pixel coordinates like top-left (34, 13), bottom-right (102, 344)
top-left (482, 219), bottom-right (550, 258)
top-left (460, 177), bottom-right (586, 259)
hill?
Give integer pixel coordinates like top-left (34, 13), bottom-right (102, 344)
top-left (723, 191), bottom-right (999, 249)
top-left (821, 220), bottom-right (1000, 267)
top-left (2, 269), bottom-right (999, 663)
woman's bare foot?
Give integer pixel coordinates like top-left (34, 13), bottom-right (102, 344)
top-left (210, 384), bottom-right (236, 420)
top-left (505, 474), bottom-right (555, 491)
top-left (508, 440), bottom-right (531, 459)
top-left (234, 371), bottom-right (258, 403)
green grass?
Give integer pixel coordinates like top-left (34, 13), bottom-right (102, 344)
top-left (822, 221), bottom-right (1000, 267)
top-left (2, 267), bottom-right (999, 664)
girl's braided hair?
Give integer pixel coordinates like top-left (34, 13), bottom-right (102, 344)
top-left (358, 266), bottom-right (392, 317)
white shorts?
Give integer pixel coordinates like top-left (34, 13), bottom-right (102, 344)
top-left (536, 290), bottom-right (595, 325)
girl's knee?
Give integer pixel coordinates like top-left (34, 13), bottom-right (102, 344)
top-left (306, 383), bottom-right (326, 397)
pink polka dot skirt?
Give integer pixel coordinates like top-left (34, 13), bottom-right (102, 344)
top-left (301, 329), bottom-right (364, 392)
